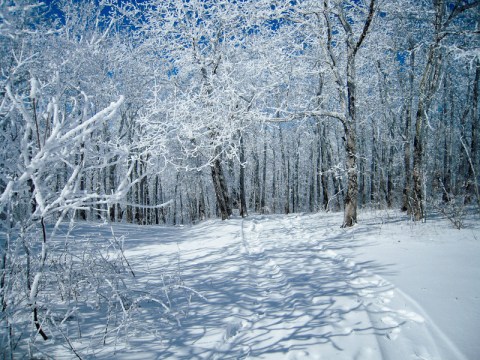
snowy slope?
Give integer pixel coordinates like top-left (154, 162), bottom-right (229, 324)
top-left (48, 211), bottom-right (479, 359)
top-left (330, 210), bottom-right (480, 360)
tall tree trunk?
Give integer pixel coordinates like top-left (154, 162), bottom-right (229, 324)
top-left (412, 51), bottom-right (443, 220)
top-left (411, 0), bottom-right (448, 221)
top-left (335, 0), bottom-right (375, 227)
top-left (271, 145), bottom-right (277, 213)
top-left (412, 100), bottom-right (426, 221)
top-left (156, 175), bottom-right (166, 224)
top-left (315, 124), bottom-right (322, 211)
top-left (133, 159), bottom-right (142, 224)
top-left (260, 127), bottom-right (268, 211)
top-left (154, 174), bottom-right (159, 224)
top-left (310, 143), bottom-right (316, 212)
top-left (198, 186), bottom-right (207, 221)
top-left (442, 116), bottom-right (452, 202)
top-left (402, 107), bottom-right (412, 211)
top-left (109, 158), bottom-right (117, 221)
top-left (211, 149), bottom-right (232, 220)
top-left (279, 127), bottom-right (290, 214)
top-left (386, 127), bottom-right (395, 208)
top-left (320, 124), bottom-right (329, 210)
top-left (179, 191), bottom-right (184, 225)
top-left (342, 49), bottom-right (359, 227)
top-left (239, 131), bottom-right (247, 217)
top-left (143, 165), bottom-right (150, 224)
top-left (465, 59), bottom-right (479, 204)
top-left (173, 172), bottom-right (179, 225)
top-left (294, 137), bottom-right (301, 213)
top-left (402, 49), bottom-right (416, 213)
top-left (78, 140), bottom-right (87, 221)
top-left (126, 157), bottom-right (133, 222)
top-left (370, 124), bottom-right (377, 205)
top-left (375, 60), bottom-right (395, 208)
top-left (253, 152), bottom-right (261, 212)
top-left (343, 121), bottom-right (358, 227)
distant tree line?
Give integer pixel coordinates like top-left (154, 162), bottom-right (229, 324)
top-left (2, 1), bottom-right (478, 229)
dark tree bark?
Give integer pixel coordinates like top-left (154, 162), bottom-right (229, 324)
top-left (323, 0), bottom-right (375, 226)
top-left (320, 124), bottom-right (330, 211)
top-left (386, 128), bottom-right (395, 208)
top-left (402, 60), bottom-right (413, 213)
top-left (211, 149), bottom-right (232, 220)
top-left (465, 59), bottom-right (479, 205)
top-left (173, 172), bottom-right (179, 225)
top-left (198, 188), bottom-right (207, 221)
top-left (343, 121), bottom-right (358, 227)
top-left (411, 1), bottom-right (445, 221)
top-left (108, 156), bottom-right (117, 222)
top-left (252, 151), bottom-right (261, 212)
top-left (153, 174), bottom-right (159, 224)
top-left (279, 127), bottom-right (290, 214)
top-left (340, 0), bottom-right (375, 226)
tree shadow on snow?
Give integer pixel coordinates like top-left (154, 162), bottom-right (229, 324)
top-left (44, 216), bottom-right (404, 359)
top-left (119, 216), bottom-right (404, 359)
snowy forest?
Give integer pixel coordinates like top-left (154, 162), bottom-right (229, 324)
top-left (1, 0), bottom-right (479, 358)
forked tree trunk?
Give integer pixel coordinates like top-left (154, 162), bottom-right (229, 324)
top-left (332, 0), bottom-right (375, 227)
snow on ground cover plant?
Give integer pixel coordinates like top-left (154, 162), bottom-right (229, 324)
top-left (11, 210), bottom-right (477, 359)
top-left (0, 220), bottom-right (195, 359)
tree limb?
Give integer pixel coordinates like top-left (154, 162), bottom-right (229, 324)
top-left (354, 0), bottom-right (376, 56)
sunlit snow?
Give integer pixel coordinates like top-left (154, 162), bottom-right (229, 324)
top-left (44, 211), bottom-right (479, 359)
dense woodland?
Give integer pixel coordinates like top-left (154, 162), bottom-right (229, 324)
top-left (0, 0), bottom-right (479, 356)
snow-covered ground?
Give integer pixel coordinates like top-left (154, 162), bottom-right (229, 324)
top-left (49, 210), bottom-right (479, 359)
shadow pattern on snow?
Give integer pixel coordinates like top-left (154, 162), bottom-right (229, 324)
top-left (115, 214), bottom-right (403, 359)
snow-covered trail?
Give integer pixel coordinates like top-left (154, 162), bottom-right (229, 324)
top-left (109, 213), bottom-right (470, 360)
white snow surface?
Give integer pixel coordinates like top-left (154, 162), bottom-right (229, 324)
top-left (50, 211), bottom-right (479, 359)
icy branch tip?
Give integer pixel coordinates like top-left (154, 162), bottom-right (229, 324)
top-left (115, 95), bottom-right (125, 106)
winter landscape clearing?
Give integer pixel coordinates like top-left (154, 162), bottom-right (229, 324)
top-left (39, 210), bottom-right (479, 359)
top-left (3, 1), bottom-right (480, 359)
